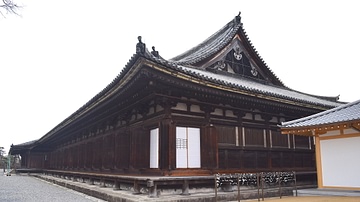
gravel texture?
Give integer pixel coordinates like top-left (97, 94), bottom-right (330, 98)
top-left (0, 171), bottom-right (104, 202)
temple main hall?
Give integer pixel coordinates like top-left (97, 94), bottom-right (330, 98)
top-left (10, 13), bottom-right (342, 189)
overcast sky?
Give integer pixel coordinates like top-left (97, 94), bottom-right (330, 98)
top-left (1, 0), bottom-right (359, 153)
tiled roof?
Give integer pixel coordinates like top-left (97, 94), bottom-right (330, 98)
top-left (169, 13), bottom-right (284, 87)
top-left (169, 65), bottom-right (342, 109)
top-left (143, 39), bottom-right (342, 109)
top-left (281, 99), bottom-right (360, 128)
top-left (35, 53), bottom-right (142, 144)
top-left (170, 18), bottom-right (241, 65)
top-left (10, 139), bottom-right (38, 154)
top-left (13, 139), bottom-right (37, 147)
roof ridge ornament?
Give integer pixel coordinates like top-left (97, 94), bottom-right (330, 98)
top-left (136, 36), bottom-right (146, 55)
top-left (151, 46), bottom-right (159, 58)
top-left (234, 12), bottom-right (241, 25)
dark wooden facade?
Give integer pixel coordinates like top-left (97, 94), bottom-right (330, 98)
top-left (10, 13), bottom-right (341, 178)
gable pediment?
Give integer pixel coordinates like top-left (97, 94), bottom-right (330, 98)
top-left (202, 36), bottom-right (269, 83)
top-left (169, 13), bottom-right (285, 87)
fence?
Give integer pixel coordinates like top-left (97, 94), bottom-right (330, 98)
top-left (214, 171), bottom-right (297, 201)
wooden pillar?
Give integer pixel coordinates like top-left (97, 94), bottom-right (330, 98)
top-left (262, 114), bottom-right (272, 169)
top-left (27, 150), bottom-right (31, 168)
top-left (200, 106), bottom-right (217, 169)
top-left (314, 132), bottom-right (323, 188)
top-left (160, 118), bottom-right (172, 170)
top-left (158, 98), bottom-right (176, 171)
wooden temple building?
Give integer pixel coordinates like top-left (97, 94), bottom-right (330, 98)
top-left (10, 13), bottom-right (343, 185)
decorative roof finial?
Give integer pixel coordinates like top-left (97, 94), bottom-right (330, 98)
top-left (151, 46), bottom-right (159, 58)
top-left (236, 12), bottom-right (241, 24)
top-left (136, 36), bottom-right (146, 54)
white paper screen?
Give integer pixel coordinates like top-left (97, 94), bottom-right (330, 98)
top-left (188, 128), bottom-right (201, 168)
top-left (150, 128), bottom-right (159, 168)
top-left (176, 127), bottom-right (201, 168)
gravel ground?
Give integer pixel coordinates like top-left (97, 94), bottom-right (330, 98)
top-left (0, 171), bottom-right (104, 202)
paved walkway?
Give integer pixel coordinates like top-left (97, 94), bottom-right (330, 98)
top-left (297, 188), bottom-right (360, 197)
top-left (242, 196), bottom-right (360, 202)
top-left (3, 171), bottom-right (359, 202)
top-left (0, 171), bottom-right (104, 202)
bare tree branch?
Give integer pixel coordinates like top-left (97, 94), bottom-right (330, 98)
top-left (0, 0), bottom-right (20, 17)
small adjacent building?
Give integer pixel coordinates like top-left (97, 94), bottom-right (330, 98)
top-left (281, 99), bottom-right (360, 190)
top-left (10, 13), bottom-right (342, 183)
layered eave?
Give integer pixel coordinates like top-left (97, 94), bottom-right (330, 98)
top-left (9, 140), bottom-right (37, 154)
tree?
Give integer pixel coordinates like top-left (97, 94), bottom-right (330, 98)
top-left (0, 147), bottom-right (5, 171)
top-left (0, 146), bottom-right (5, 157)
top-left (0, 0), bottom-right (19, 17)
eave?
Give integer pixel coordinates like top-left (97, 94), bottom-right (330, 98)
top-left (280, 120), bottom-right (360, 136)
top-left (35, 55), bottom-right (147, 145)
top-left (144, 59), bottom-right (337, 111)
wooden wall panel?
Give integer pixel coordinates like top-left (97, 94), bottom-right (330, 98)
top-left (115, 132), bottom-right (130, 169)
top-left (283, 152), bottom-right (293, 168)
top-left (79, 143), bottom-right (85, 169)
top-left (130, 128), bottom-right (149, 169)
top-left (295, 136), bottom-right (309, 148)
top-left (227, 150), bottom-right (241, 168)
top-left (86, 141), bottom-right (93, 169)
top-left (103, 134), bottom-right (115, 170)
top-left (272, 130), bottom-right (288, 147)
top-left (244, 128), bottom-right (264, 147)
top-left (271, 152), bottom-right (282, 168)
top-left (257, 151), bottom-right (268, 168)
top-left (201, 126), bottom-right (218, 168)
top-left (216, 125), bottom-right (236, 145)
top-left (243, 150), bottom-right (256, 169)
top-left (93, 138), bottom-right (102, 169)
top-left (218, 150), bottom-right (227, 169)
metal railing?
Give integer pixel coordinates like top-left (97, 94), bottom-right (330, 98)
top-left (214, 171), bottom-right (297, 201)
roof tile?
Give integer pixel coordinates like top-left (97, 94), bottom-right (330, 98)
top-left (281, 99), bottom-right (360, 128)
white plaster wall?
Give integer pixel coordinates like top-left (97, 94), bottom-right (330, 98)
top-left (190, 104), bottom-right (202, 113)
top-left (211, 108), bottom-right (223, 116)
top-left (320, 136), bottom-right (360, 188)
top-left (225, 110), bottom-right (236, 117)
top-left (321, 130), bottom-right (341, 137)
top-left (172, 102), bottom-right (187, 111)
top-left (344, 128), bottom-right (358, 134)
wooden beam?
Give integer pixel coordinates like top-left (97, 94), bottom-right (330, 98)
top-left (280, 128), bottom-right (313, 136)
top-left (351, 122), bottom-right (360, 132)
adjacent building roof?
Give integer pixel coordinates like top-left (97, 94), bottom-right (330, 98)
top-left (281, 99), bottom-right (360, 128)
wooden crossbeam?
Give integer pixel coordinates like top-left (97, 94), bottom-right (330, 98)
top-left (351, 122), bottom-right (360, 132)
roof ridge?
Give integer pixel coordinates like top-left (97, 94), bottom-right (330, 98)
top-left (170, 13), bottom-right (242, 63)
top-left (166, 13), bottom-right (285, 87)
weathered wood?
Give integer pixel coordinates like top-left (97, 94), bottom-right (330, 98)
top-left (201, 125), bottom-right (218, 168)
